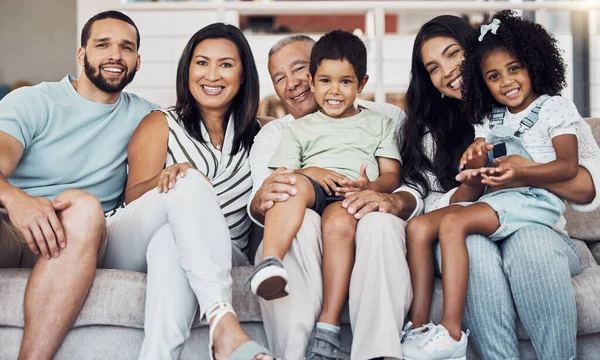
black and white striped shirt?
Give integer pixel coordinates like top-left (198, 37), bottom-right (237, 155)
top-left (160, 109), bottom-right (253, 250)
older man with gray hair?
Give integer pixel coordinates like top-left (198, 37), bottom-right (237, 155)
top-left (248, 34), bottom-right (422, 360)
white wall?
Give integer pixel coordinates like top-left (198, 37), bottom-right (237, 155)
top-left (590, 11), bottom-right (600, 117)
top-left (0, 0), bottom-right (77, 85)
top-left (76, 1), bottom-right (581, 110)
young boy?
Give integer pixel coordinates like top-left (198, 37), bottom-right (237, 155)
top-left (248, 30), bottom-right (402, 358)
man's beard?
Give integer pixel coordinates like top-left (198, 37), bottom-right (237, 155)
top-left (84, 55), bottom-right (136, 93)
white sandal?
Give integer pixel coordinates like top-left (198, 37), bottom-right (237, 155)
top-left (206, 301), bottom-right (273, 360)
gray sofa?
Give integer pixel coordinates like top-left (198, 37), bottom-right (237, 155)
top-left (1, 120), bottom-right (600, 359)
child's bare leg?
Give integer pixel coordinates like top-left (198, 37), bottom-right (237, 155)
top-left (318, 202), bottom-right (358, 326)
top-left (406, 205), bottom-right (464, 327)
top-left (438, 202), bottom-right (500, 341)
top-left (261, 174), bottom-right (315, 260)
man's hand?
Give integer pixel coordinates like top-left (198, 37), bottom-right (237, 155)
top-left (250, 168), bottom-right (298, 223)
top-left (342, 190), bottom-right (403, 219)
top-left (460, 139), bottom-right (493, 169)
top-left (4, 192), bottom-right (71, 259)
top-left (299, 167), bottom-right (349, 195)
top-left (336, 164), bottom-right (371, 196)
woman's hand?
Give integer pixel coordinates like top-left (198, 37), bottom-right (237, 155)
top-left (299, 167), bottom-right (349, 195)
top-left (342, 190), bottom-right (402, 219)
top-left (335, 164), bottom-right (371, 196)
top-left (157, 162), bottom-right (209, 193)
top-left (460, 139), bottom-right (493, 169)
top-left (455, 168), bottom-right (486, 186)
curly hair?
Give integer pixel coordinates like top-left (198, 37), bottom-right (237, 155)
top-left (462, 10), bottom-right (567, 124)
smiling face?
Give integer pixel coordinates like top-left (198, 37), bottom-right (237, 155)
top-left (482, 49), bottom-right (536, 113)
top-left (309, 59), bottom-right (366, 119)
top-left (268, 41), bottom-right (318, 119)
top-left (78, 18), bottom-right (140, 93)
top-left (420, 36), bottom-right (464, 100)
top-left (188, 38), bottom-right (243, 113)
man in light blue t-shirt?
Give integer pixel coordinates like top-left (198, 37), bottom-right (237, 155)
top-left (0, 11), bottom-right (156, 358)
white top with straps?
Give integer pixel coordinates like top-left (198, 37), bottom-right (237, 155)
top-left (160, 108), bottom-right (253, 250)
top-left (474, 95), bottom-right (579, 164)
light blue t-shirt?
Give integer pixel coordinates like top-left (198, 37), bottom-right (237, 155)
top-left (0, 75), bottom-right (158, 212)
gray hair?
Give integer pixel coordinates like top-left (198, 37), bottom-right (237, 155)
top-left (268, 35), bottom-right (316, 58)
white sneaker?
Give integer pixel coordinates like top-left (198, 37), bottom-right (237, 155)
top-left (402, 323), bottom-right (468, 360)
top-left (401, 321), bottom-right (430, 343)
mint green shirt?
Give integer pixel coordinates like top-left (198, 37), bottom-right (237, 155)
top-left (269, 108), bottom-right (401, 181)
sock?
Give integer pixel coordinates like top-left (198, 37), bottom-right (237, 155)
top-left (316, 322), bottom-right (341, 334)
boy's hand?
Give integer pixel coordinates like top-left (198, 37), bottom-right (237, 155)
top-left (298, 167), bottom-right (349, 195)
top-left (460, 139), bottom-right (493, 169)
top-left (336, 164), bottom-right (371, 196)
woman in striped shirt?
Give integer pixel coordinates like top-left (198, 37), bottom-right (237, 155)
top-left (115, 24), bottom-right (271, 360)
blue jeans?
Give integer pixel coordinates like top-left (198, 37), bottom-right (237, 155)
top-left (435, 224), bottom-right (581, 360)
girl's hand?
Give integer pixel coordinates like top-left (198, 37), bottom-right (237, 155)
top-left (335, 164), bottom-right (371, 196)
top-left (460, 139), bottom-right (493, 169)
top-left (480, 162), bottom-right (523, 190)
top-left (299, 167), bottom-right (349, 196)
top-left (492, 154), bottom-right (537, 168)
top-left (157, 162), bottom-right (209, 193)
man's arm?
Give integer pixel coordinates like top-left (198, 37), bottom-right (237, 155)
top-left (0, 132), bottom-right (69, 259)
top-left (248, 118), bottom-right (298, 226)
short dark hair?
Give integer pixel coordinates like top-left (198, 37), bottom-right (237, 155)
top-left (462, 10), bottom-right (567, 124)
top-left (174, 23), bottom-right (260, 155)
top-left (309, 30), bottom-right (367, 81)
top-left (81, 10), bottom-right (141, 50)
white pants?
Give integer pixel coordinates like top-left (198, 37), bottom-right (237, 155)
top-left (256, 210), bottom-right (412, 360)
top-left (102, 171), bottom-right (246, 359)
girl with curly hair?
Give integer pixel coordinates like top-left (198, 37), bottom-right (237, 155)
top-left (400, 11), bottom-right (600, 360)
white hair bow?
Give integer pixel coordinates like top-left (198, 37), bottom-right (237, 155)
top-left (478, 18), bottom-right (501, 42)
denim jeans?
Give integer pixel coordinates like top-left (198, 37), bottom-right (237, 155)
top-left (455, 186), bottom-right (565, 241)
top-left (435, 224), bottom-right (581, 360)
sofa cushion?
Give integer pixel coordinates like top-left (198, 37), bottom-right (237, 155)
top-left (590, 242), bottom-right (600, 265)
top-left (573, 264), bottom-right (600, 336)
top-left (574, 239), bottom-right (600, 269)
top-left (565, 205), bottom-right (600, 242)
top-left (0, 267), bottom-right (263, 329)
